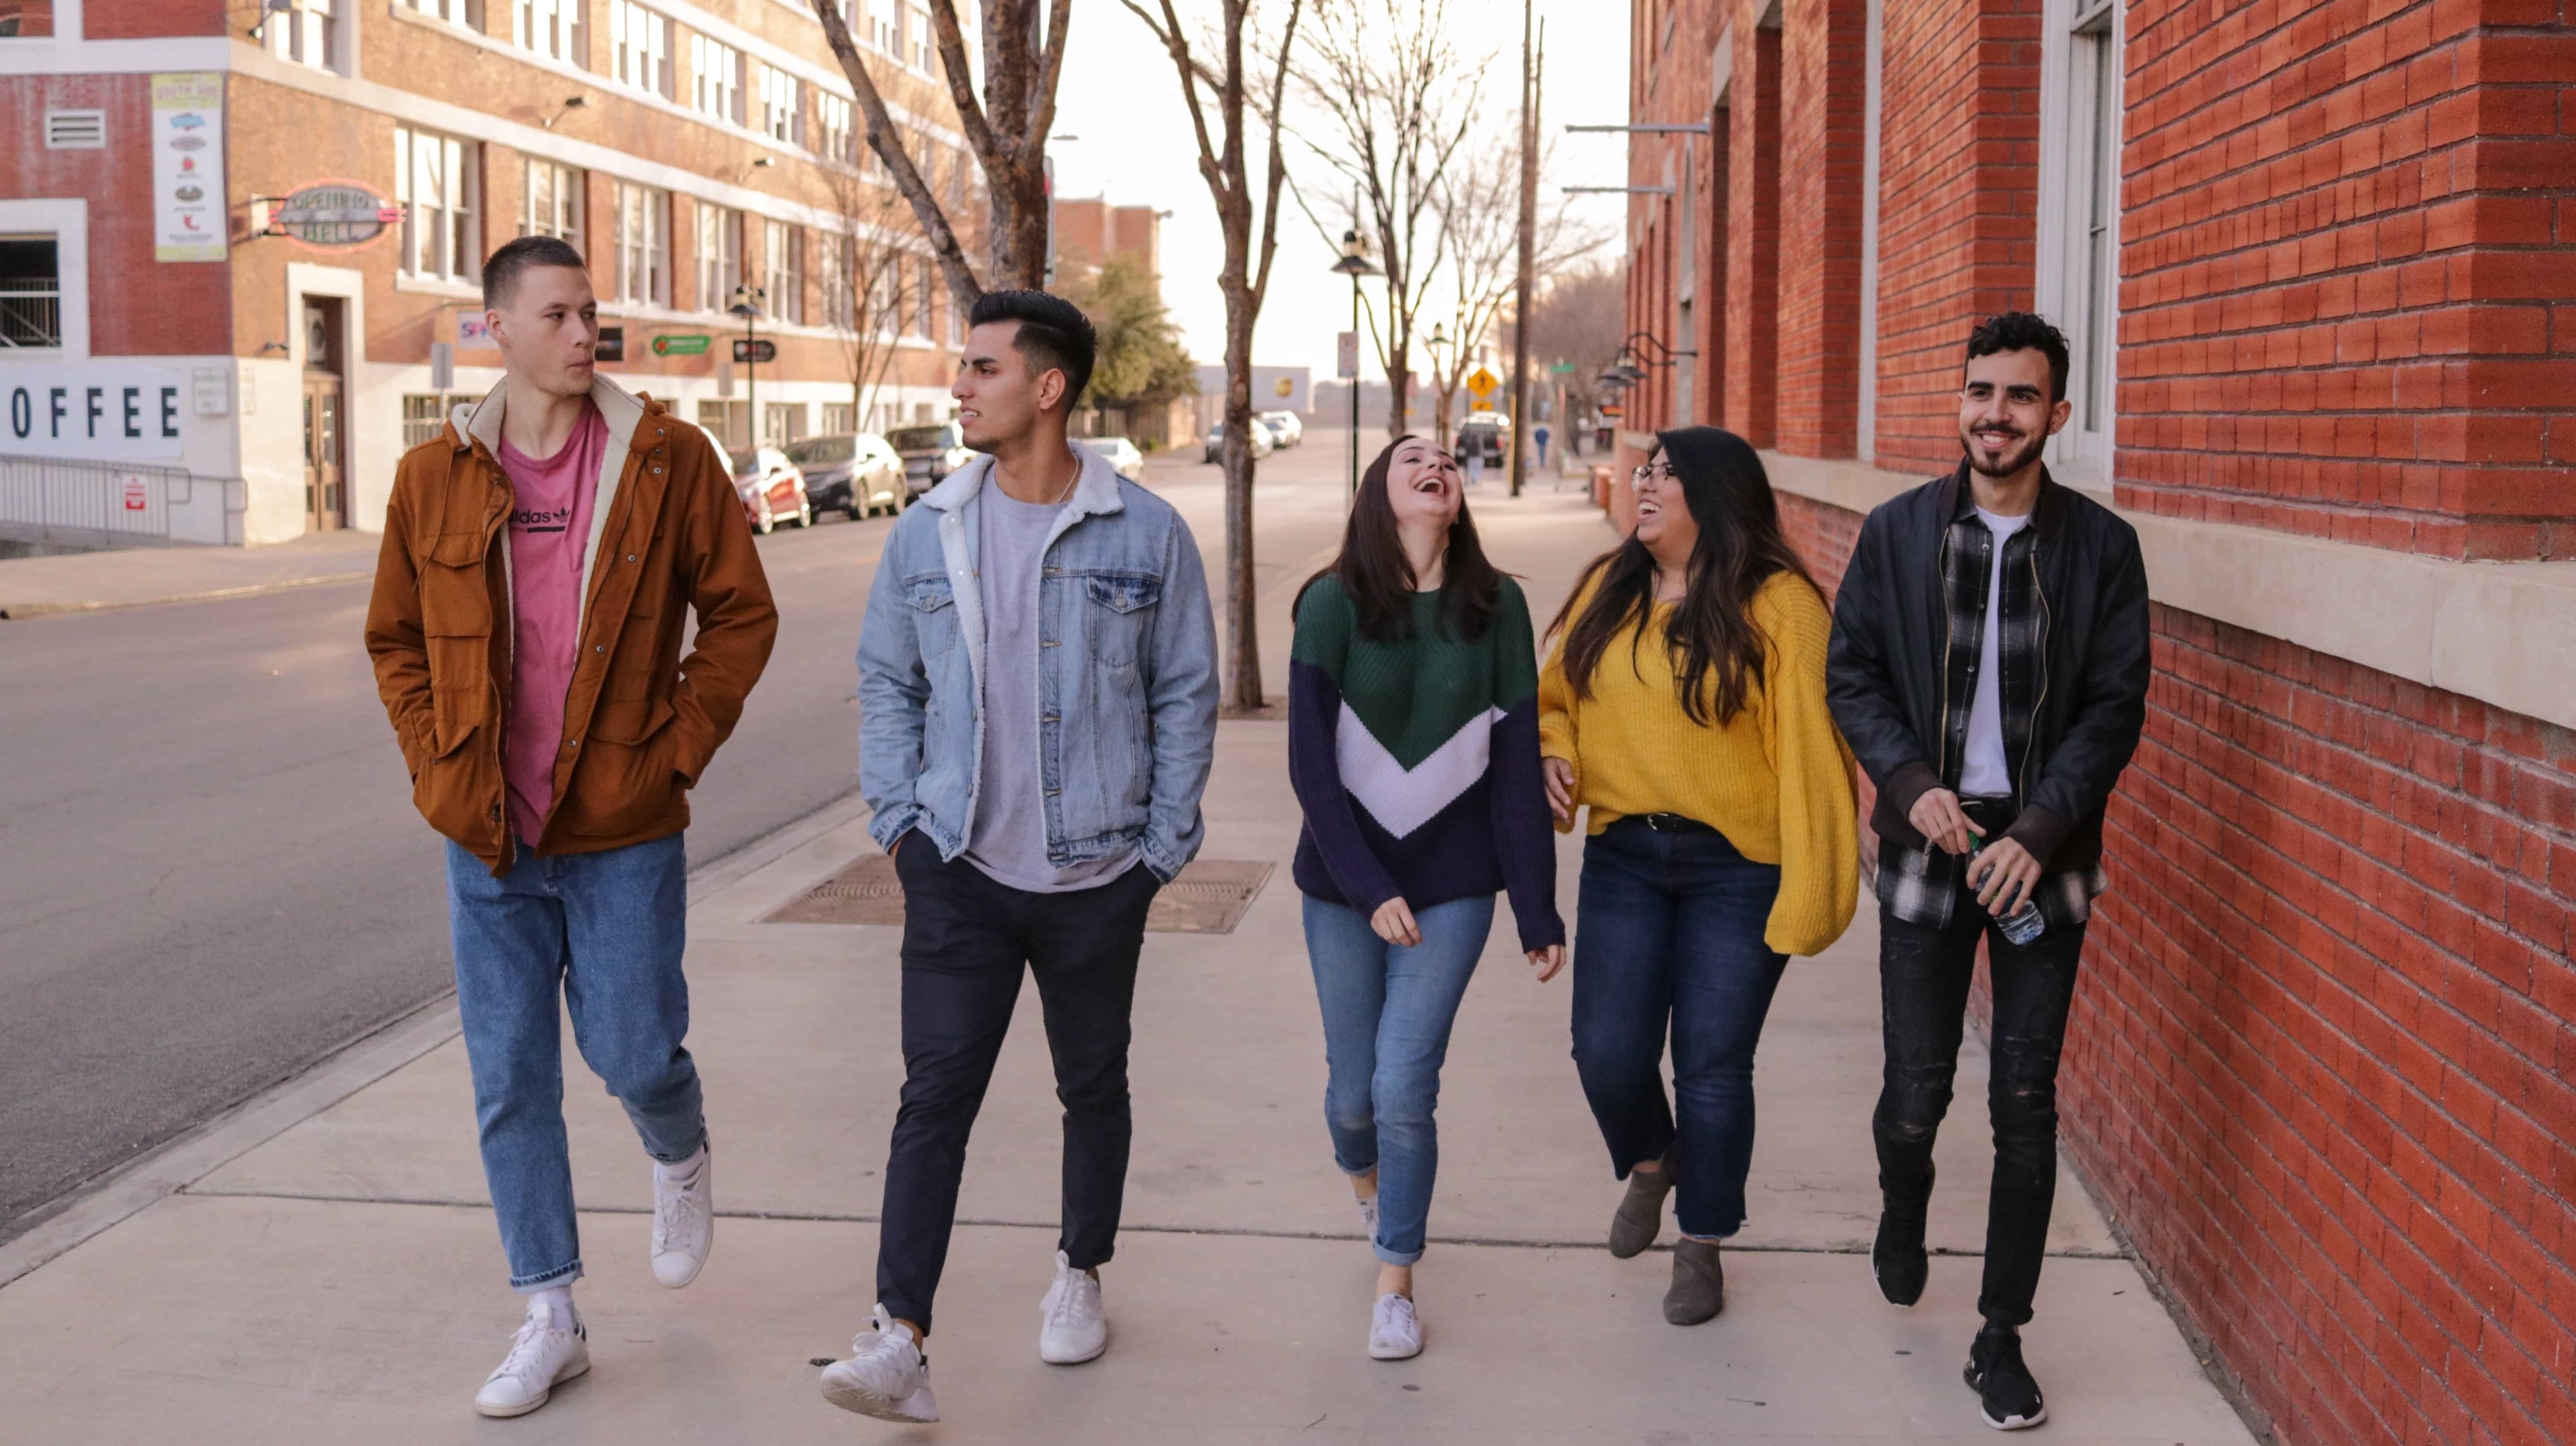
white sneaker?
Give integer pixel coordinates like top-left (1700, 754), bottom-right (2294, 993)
top-left (1368, 1292), bottom-right (1422, 1361)
top-left (1358, 1192), bottom-right (1380, 1244)
top-left (649, 1144), bottom-right (712, 1289)
top-left (820, 1304), bottom-right (939, 1423)
top-left (474, 1306), bottom-right (591, 1418)
top-left (1037, 1250), bottom-right (1108, 1365)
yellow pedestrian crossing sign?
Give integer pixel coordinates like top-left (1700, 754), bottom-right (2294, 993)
top-left (1464, 366), bottom-right (1499, 400)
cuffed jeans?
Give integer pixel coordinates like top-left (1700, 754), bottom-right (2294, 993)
top-left (1570, 817), bottom-right (1788, 1240)
top-left (1302, 893), bottom-right (1496, 1266)
top-left (875, 840), bottom-right (1160, 1336)
top-left (1873, 906), bottom-right (2085, 1327)
top-left (445, 833), bottom-right (705, 1292)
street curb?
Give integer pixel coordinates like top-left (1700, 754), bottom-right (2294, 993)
top-left (0, 787), bottom-right (878, 1291)
top-left (0, 570), bottom-right (375, 621)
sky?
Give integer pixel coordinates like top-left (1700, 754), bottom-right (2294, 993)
top-left (1047, 0), bottom-right (1633, 387)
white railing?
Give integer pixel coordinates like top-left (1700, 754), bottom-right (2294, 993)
top-left (0, 455), bottom-right (195, 547)
top-left (0, 285), bottom-right (62, 349)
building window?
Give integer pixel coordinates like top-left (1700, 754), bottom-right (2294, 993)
top-left (765, 401), bottom-right (806, 445)
top-left (821, 401), bottom-right (854, 434)
top-left (697, 398), bottom-right (748, 449)
top-left (818, 231), bottom-right (852, 329)
top-left (401, 393), bottom-right (481, 448)
top-left (912, 255), bottom-right (933, 338)
top-left (869, 0), bottom-right (897, 54)
top-left (611, 178), bottom-right (668, 306)
top-left (394, 126), bottom-right (480, 283)
top-left (817, 91), bottom-right (855, 165)
top-left (267, 0), bottom-right (339, 69)
top-left (523, 159), bottom-right (583, 253)
top-left (757, 63), bottom-right (804, 147)
top-left (399, 0), bottom-right (480, 29)
top-left (608, 0), bottom-right (672, 98)
top-left (0, 2), bottom-right (56, 34)
top-left (697, 203), bottom-right (740, 312)
top-left (0, 234), bottom-right (61, 350)
top-left (689, 34), bottom-right (743, 125)
top-left (513, 0), bottom-right (584, 66)
top-left (2041, 0), bottom-right (2121, 479)
top-left (766, 223), bottom-right (804, 325)
top-left (909, 3), bottom-right (932, 70)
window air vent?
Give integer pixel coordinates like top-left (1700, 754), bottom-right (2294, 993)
top-left (45, 110), bottom-right (108, 150)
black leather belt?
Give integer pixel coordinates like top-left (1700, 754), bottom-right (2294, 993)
top-left (1634, 812), bottom-right (1713, 834)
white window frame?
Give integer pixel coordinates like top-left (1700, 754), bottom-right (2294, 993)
top-left (399, 0), bottom-right (478, 30)
top-left (394, 125), bottom-right (480, 284)
top-left (0, 203), bottom-right (85, 356)
top-left (690, 34), bottom-right (743, 125)
top-left (816, 90), bottom-right (855, 164)
top-left (611, 178), bottom-right (669, 306)
top-left (908, 3), bottom-right (931, 71)
top-left (756, 62), bottom-right (804, 146)
top-left (767, 222), bottom-right (804, 325)
top-left (512, 0), bottom-right (584, 66)
top-left (2036, 0), bottom-right (2123, 485)
top-left (821, 401), bottom-right (854, 434)
top-left (697, 202), bottom-right (740, 312)
top-left (523, 158), bottom-right (583, 252)
top-left (818, 230), bottom-right (852, 329)
top-left (869, 0), bottom-right (897, 55)
top-left (608, 0), bottom-right (672, 98)
top-left (267, 0), bottom-right (339, 71)
top-left (912, 254), bottom-right (933, 338)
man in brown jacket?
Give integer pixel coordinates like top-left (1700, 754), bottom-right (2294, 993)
top-left (363, 235), bottom-right (775, 1418)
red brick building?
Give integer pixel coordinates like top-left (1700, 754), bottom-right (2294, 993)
top-left (1613, 0), bottom-right (2575, 1441)
top-left (1, 0), bottom-right (971, 546)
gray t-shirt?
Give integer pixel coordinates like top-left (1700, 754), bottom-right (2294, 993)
top-left (962, 484), bottom-right (1140, 892)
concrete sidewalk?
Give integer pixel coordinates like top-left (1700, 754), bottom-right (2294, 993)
top-left (0, 487), bottom-right (2255, 1443)
top-left (0, 530), bottom-right (382, 619)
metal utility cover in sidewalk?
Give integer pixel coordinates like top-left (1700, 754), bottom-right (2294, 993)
top-left (762, 858), bottom-right (1274, 934)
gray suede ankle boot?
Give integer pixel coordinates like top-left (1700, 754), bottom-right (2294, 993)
top-left (1664, 1237), bottom-right (1725, 1325)
top-left (1608, 1160), bottom-right (1674, 1258)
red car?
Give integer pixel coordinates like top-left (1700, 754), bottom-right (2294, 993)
top-left (727, 443), bottom-right (813, 533)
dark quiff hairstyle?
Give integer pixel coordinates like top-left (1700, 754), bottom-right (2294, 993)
top-left (482, 234), bottom-right (589, 310)
top-left (1548, 426), bottom-right (1822, 728)
top-left (1964, 310), bottom-right (2072, 406)
top-left (968, 288), bottom-right (1099, 412)
top-left (1296, 436), bottom-right (1503, 643)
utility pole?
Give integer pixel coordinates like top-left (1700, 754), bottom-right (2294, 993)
top-left (1509, 6), bottom-right (1540, 497)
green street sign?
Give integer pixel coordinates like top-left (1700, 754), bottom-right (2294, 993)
top-left (1549, 362), bottom-right (1576, 374)
top-left (650, 334), bottom-right (712, 357)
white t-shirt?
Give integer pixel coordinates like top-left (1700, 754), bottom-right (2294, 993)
top-left (1958, 506), bottom-right (2032, 797)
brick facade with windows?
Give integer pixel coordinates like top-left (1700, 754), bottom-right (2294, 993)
top-left (1622, 1), bottom-right (2576, 1441)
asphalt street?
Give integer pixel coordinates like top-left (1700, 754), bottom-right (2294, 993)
top-left (0, 430), bottom-right (1360, 1241)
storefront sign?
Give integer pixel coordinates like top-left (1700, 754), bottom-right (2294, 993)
top-left (596, 326), bottom-right (624, 362)
top-left (732, 338), bottom-right (776, 364)
top-left (151, 74), bottom-right (226, 263)
top-left (451, 310), bottom-right (497, 350)
top-left (270, 182), bottom-right (400, 249)
top-left (3, 364), bottom-right (188, 461)
top-left (651, 334), bottom-right (711, 357)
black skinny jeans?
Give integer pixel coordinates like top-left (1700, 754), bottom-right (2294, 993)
top-left (1873, 905), bottom-right (2084, 1328)
top-left (875, 840), bottom-right (1160, 1335)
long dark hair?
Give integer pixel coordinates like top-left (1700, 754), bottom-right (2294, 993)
top-left (1548, 426), bottom-right (1821, 726)
top-left (1296, 435), bottom-right (1502, 642)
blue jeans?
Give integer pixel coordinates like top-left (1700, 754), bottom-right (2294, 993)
top-left (446, 834), bottom-right (705, 1291)
top-left (1569, 817), bottom-right (1788, 1240)
top-left (1302, 893), bottom-right (1496, 1265)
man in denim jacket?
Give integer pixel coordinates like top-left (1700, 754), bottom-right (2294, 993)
top-left (823, 290), bottom-right (1218, 1424)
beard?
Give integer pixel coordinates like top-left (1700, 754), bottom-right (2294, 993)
top-left (1961, 425), bottom-right (2045, 479)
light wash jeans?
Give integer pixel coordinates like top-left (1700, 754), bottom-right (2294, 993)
top-left (446, 833), bottom-right (705, 1291)
top-left (1302, 893), bottom-right (1496, 1266)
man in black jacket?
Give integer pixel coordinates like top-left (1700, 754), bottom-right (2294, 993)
top-left (1825, 312), bottom-right (2151, 1432)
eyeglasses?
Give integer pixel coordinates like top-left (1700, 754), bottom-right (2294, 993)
top-left (1630, 462), bottom-right (1678, 485)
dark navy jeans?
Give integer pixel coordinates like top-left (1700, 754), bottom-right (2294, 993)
top-left (1569, 816), bottom-right (1788, 1240)
top-left (445, 833), bottom-right (705, 1291)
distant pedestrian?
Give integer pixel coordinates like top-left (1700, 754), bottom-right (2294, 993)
top-left (1539, 426), bottom-right (1858, 1328)
top-left (1825, 311), bottom-right (2150, 1432)
top-left (1463, 446), bottom-right (1485, 488)
top-left (1534, 423), bottom-right (1552, 468)
top-left (824, 290), bottom-right (1219, 1424)
top-left (363, 235), bottom-right (777, 1418)
top-left (1287, 435), bottom-right (1566, 1360)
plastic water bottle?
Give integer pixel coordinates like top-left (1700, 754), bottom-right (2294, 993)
top-left (1968, 832), bottom-right (2047, 945)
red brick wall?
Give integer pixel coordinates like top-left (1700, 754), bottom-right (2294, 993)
top-left (2073, 607), bottom-right (2576, 1446)
top-left (1872, 0), bottom-right (2039, 475)
top-left (1774, 0), bottom-right (1870, 457)
top-left (85, 0), bottom-right (222, 38)
top-left (2117, 0), bottom-right (2576, 562)
top-left (1723, 22), bottom-right (1785, 447)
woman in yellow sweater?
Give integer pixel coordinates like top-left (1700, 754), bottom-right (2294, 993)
top-left (1539, 425), bottom-right (1858, 1326)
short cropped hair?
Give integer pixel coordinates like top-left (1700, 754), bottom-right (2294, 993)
top-left (1963, 311), bottom-right (2071, 406)
top-left (968, 288), bottom-right (1099, 411)
top-left (483, 235), bottom-right (589, 310)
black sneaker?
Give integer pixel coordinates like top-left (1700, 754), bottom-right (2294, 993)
top-left (1870, 1208), bottom-right (1928, 1306)
top-left (1964, 1323), bottom-right (2046, 1430)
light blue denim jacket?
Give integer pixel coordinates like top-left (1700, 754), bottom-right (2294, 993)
top-left (856, 442), bottom-right (1219, 881)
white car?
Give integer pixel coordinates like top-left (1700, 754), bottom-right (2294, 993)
top-left (1258, 410), bottom-right (1304, 448)
top-left (1082, 435), bottom-right (1145, 481)
top-left (1202, 420), bottom-right (1274, 462)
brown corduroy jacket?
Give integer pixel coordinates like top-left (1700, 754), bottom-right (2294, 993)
top-left (363, 374), bottom-right (777, 875)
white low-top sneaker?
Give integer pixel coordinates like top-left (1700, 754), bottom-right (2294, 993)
top-left (1358, 1192), bottom-right (1380, 1245)
top-left (475, 1307), bottom-right (590, 1418)
top-left (650, 1144), bottom-right (712, 1289)
top-left (1037, 1250), bottom-right (1108, 1365)
top-left (1368, 1292), bottom-right (1422, 1361)
top-left (820, 1305), bottom-right (939, 1423)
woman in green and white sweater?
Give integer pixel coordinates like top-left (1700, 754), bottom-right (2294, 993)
top-left (1288, 434), bottom-right (1566, 1361)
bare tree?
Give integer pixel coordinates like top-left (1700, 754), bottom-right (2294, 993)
top-left (812, 134), bottom-right (958, 434)
top-left (1508, 260), bottom-right (1626, 452)
top-left (1120, 0), bottom-right (1305, 714)
top-left (1424, 136), bottom-right (1609, 450)
top-left (811, 0), bottom-right (1070, 311)
top-left (1291, 0), bottom-right (1482, 441)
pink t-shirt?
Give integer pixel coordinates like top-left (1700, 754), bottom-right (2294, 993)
top-left (499, 400), bottom-right (608, 843)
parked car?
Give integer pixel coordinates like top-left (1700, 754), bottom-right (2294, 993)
top-left (1081, 435), bottom-right (1145, 481)
top-left (1202, 420), bottom-right (1274, 463)
top-left (727, 443), bottom-right (812, 533)
top-left (1455, 413), bottom-right (1512, 472)
top-left (887, 421), bottom-right (977, 498)
top-left (1257, 410), bottom-right (1303, 448)
top-left (786, 431), bottom-right (906, 518)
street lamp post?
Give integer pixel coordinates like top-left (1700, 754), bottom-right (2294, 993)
top-left (1330, 230), bottom-right (1379, 503)
top-left (1424, 323), bottom-right (1452, 446)
top-left (728, 283), bottom-right (766, 449)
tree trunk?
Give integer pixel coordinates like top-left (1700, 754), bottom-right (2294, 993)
top-left (1221, 283), bottom-right (1261, 714)
top-left (1384, 356), bottom-right (1411, 440)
